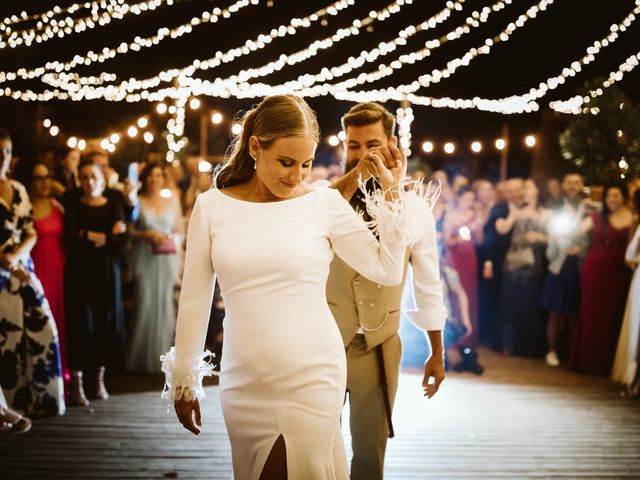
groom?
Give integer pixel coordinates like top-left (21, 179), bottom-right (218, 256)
top-left (328, 102), bottom-right (447, 480)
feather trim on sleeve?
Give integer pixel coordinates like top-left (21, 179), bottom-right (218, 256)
top-left (357, 177), bottom-right (441, 246)
top-left (160, 347), bottom-right (216, 406)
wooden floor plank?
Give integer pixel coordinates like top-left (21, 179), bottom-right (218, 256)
top-left (2, 348), bottom-right (639, 479)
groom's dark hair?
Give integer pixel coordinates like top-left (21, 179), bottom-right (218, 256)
top-left (341, 102), bottom-right (395, 139)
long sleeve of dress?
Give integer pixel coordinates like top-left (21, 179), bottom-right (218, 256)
top-left (627, 225), bottom-right (640, 263)
top-left (326, 189), bottom-right (410, 287)
top-left (161, 193), bottom-right (216, 403)
top-left (407, 209), bottom-right (448, 331)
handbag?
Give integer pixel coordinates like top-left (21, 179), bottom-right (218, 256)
top-left (152, 237), bottom-right (177, 255)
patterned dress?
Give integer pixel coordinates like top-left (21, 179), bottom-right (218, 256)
top-left (0, 180), bottom-right (65, 416)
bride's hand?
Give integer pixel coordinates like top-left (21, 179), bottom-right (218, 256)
top-left (174, 398), bottom-right (202, 435)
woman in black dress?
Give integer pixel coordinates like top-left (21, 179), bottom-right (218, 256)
top-left (64, 159), bottom-right (127, 406)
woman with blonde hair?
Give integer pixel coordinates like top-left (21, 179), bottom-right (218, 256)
top-left (161, 95), bottom-right (427, 479)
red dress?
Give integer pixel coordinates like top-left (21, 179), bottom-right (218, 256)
top-left (445, 216), bottom-right (479, 348)
top-left (570, 213), bottom-right (631, 376)
top-left (31, 200), bottom-right (68, 379)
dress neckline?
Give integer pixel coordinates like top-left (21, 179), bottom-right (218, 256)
top-left (215, 187), bottom-right (319, 205)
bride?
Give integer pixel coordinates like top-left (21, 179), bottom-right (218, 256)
top-left (161, 95), bottom-right (424, 479)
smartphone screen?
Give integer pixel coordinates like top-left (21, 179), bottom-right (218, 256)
top-left (128, 162), bottom-right (139, 185)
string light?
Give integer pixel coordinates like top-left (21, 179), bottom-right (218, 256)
top-left (471, 141), bottom-right (482, 153)
top-left (0, 0), bottom-right (255, 86)
top-left (49, 126), bottom-right (59, 136)
top-left (338, 131), bottom-right (346, 141)
top-left (42, 0), bottom-right (357, 98)
top-left (550, 49), bottom-right (640, 114)
top-left (495, 139), bottom-right (506, 150)
top-left (217, 0), bottom-right (467, 91)
top-left (444, 142), bottom-right (455, 154)
top-left (131, 0), bottom-right (464, 101)
top-left (0, 0), bottom-right (177, 49)
top-left (396, 103), bottom-right (414, 156)
top-left (320, 0), bottom-right (637, 115)
top-left (1, 1), bottom-right (125, 32)
top-left (189, 98), bottom-right (201, 110)
top-left (198, 159), bottom-right (212, 172)
top-left (343, 0), bottom-right (555, 95)
top-left (156, 103), bottom-right (167, 114)
top-left (48, 108), bottom-right (162, 155)
top-left (211, 112), bottom-right (223, 124)
top-left (220, 0), bottom-right (549, 101)
top-left (422, 141), bottom-right (434, 153)
top-left (328, 135), bottom-right (340, 147)
top-left (232, 0), bottom-right (523, 97)
top-left (231, 123), bottom-right (243, 136)
top-left (371, 0), bottom-right (640, 114)
top-left (525, 135), bottom-right (536, 148)
top-left (2, 0), bottom-right (636, 121)
top-left (43, 118), bottom-right (51, 128)
top-left (165, 92), bottom-right (188, 163)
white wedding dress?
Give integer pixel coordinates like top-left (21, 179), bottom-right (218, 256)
top-left (161, 186), bottom-right (421, 480)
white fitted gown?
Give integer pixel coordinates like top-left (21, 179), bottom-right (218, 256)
top-left (166, 187), bottom-right (407, 480)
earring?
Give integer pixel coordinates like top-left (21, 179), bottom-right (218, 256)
top-left (250, 153), bottom-right (257, 170)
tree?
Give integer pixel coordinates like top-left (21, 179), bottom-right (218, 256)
top-left (558, 79), bottom-right (640, 184)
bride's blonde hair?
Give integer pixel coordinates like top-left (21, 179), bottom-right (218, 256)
top-left (214, 95), bottom-right (320, 189)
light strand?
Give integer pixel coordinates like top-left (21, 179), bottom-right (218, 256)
top-left (0, 0), bottom-right (125, 32)
top-left (232, 0), bottom-right (555, 100)
top-left (0, 0), bottom-right (257, 84)
top-left (300, 0), bottom-right (638, 114)
top-left (122, 0), bottom-right (425, 101)
top-left (228, 0), bottom-right (515, 95)
top-left (38, 0), bottom-right (357, 96)
top-left (0, 0), bottom-right (177, 49)
top-left (550, 49), bottom-right (640, 114)
top-left (396, 102), bottom-right (414, 156)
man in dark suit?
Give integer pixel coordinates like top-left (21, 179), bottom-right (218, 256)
top-left (478, 178), bottom-right (523, 351)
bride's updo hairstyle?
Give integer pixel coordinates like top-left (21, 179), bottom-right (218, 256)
top-left (213, 95), bottom-right (320, 189)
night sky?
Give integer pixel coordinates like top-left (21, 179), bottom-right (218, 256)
top-left (1, 0), bottom-right (639, 178)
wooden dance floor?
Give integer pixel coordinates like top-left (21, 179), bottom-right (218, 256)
top-left (2, 348), bottom-right (639, 479)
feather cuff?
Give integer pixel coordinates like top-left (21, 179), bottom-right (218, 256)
top-left (358, 177), bottom-right (441, 246)
top-left (160, 347), bottom-right (216, 405)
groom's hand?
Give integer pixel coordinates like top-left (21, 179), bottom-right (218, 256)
top-left (422, 355), bottom-right (445, 399)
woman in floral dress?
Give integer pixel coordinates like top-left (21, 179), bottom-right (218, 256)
top-left (0, 128), bottom-right (65, 416)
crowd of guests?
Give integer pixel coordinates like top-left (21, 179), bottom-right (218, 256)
top-left (1, 121), bottom-right (639, 435)
top-left (0, 127), bottom-right (195, 432)
top-left (425, 168), bottom-right (639, 397)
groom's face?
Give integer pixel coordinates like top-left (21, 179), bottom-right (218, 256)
top-left (344, 121), bottom-right (390, 173)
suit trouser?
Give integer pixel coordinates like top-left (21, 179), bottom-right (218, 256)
top-left (346, 333), bottom-right (402, 480)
